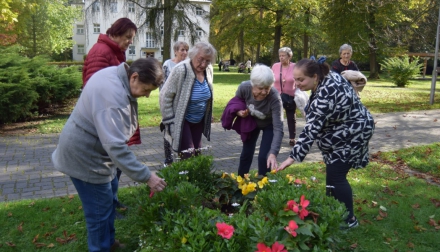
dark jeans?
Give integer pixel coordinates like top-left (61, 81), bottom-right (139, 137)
top-left (179, 119), bottom-right (204, 160)
top-left (238, 124), bottom-right (274, 177)
top-left (71, 177), bottom-right (118, 251)
top-left (284, 103), bottom-right (297, 139)
top-left (326, 160), bottom-right (354, 220)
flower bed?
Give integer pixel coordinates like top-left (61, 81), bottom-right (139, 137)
top-left (134, 155), bottom-right (347, 251)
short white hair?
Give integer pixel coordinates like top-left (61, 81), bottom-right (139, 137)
top-left (279, 47), bottom-right (293, 57)
top-left (339, 44), bottom-right (353, 54)
top-left (250, 64), bottom-right (275, 88)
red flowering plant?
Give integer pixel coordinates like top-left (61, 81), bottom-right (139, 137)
top-left (134, 156), bottom-right (347, 251)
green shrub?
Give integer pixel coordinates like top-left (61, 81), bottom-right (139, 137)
top-left (380, 55), bottom-right (423, 87)
top-left (0, 46), bottom-right (82, 123)
top-left (134, 155), bottom-right (346, 252)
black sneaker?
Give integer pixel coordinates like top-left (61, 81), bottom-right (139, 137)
top-left (340, 216), bottom-right (359, 230)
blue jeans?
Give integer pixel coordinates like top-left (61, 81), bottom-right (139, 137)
top-left (238, 124), bottom-right (274, 177)
top-left (71, 177), bottom-right (118, 252)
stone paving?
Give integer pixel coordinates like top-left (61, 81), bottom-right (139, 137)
top-left (0, 109), bottom-right (439, 202)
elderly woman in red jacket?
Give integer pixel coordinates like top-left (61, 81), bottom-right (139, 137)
top-left (82, 17), bottom-right (138, 214)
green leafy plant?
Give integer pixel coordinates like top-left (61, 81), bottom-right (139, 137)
top-left (134, 155), bottom-right (346, 252)
top-left (380, 55), bottom-right (423, 87)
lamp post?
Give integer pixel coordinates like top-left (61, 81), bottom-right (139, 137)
top-left (430, 6), bottom-right (440, 105)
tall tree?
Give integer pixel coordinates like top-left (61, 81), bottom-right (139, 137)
top-left (322, 0), bottom-right (436, 79)
top-left (130, 0), bottom-right (209, 61)
top-left (14, 0), bottom-right (81, 57)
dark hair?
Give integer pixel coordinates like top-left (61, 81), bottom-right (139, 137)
top-left (106, 18), bottom-right (137, 37)
top-left (295, 58), bottom-right (330, 83)
top-left (128, 58), bottom-right (164, 87)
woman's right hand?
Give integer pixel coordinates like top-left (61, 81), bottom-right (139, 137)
top-left (237, 109), bottom-right (249, 118)
top-left (276, 157), bottom-right (295, 172)
top-left (147, 173), bottom-right (167, 192)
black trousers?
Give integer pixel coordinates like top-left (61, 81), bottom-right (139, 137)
top-left (326, 160), bottom-right (354, 220)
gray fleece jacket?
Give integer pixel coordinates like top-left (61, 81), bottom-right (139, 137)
top-left (236, 81), bottom-right (284, 156)
top-left (160, 59), bottom-right (214, 152)
top-left (52, 63), bottom-right (152, 184)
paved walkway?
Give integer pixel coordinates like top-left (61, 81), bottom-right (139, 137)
top-left (0, 110), bottom-right (439, 202)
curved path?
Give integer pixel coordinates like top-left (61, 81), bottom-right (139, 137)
top-left (0, 110), bottom-right (439, 202)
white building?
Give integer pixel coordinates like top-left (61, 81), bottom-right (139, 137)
top-left (71, 0), bottom-right (211, 62)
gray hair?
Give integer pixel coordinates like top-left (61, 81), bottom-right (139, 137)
top-left (188, 41), bottom-right (217, 64)
top-left (279, 47), bottom-right (293, 57)
top-left (250, 64), bottom-right (275, 88)
top-left (173, 41), bottom-right (189, 54)
top-left (339, 44), bottom-right (353, 54)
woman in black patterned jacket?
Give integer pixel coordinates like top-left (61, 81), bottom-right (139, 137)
top-left (277, 57), bottom-right (374, 229)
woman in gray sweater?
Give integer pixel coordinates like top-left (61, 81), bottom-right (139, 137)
top-left (235, 64), bottom-right (284, 176)
top-left (52, 58), bottom-right (167, 251)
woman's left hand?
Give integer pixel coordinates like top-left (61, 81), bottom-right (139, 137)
top-left (267, 154), bottom-right (277, 170)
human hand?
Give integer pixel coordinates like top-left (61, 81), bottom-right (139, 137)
top-left (276, 157), bottom-right (295, 172)
top-left (267, 154), bottom-right (277, 170)
top-left (147, 173), bottom-right (167, 192)
top-left (236, 109), bottom-right (249, 118)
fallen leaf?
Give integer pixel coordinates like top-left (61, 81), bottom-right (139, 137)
top-left (32, 234), bottom-right (39, 243)
top-left (350, 243), bottom-right (358, 249)
top-left (379, 209), bottom-right (388, 218)
top-left (372, 201), bottom-right (378, 207)
top-left (28, 202), bottom-right (35, 207)
top-left (68, 195), bottom-right (74, 199)
top-left (47, 243), bottom-right (55, 248)
top-left (17, 222), bottom-right (23, 233)
top-left (35, 243), bottom-right (46, 248)
top-left (7, 212), bottom-right (12, 217)
top-left (42, 207), bottom-right (50, 212)
top-left (430, 198), bottom-right (440, 208)
top-left (376, 216), bottom-right (383, 221)
top-left (407, 242), bottom-right (414, 248)
top-left (6, 242), bottom-right (16, 247)
top-left (411, 203), bottom-right (420, 209)
top-left (428, 219), bottom-right (437, 227)
top-left (414, 225), bottom-right (427, 231)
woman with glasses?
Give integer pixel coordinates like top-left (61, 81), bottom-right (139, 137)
top-left (160, 41), bottom-right (216, 161)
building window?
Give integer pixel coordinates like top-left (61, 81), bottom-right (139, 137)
top-left (160, 26), bottom-right (164, 35)
top-left (77, 25), bottom-right (84, 34)
top-left (92, 1), bottom-right (100, 12)
top-left (129, 46), bottom-right (135, 55)
top-left (178, 29), bottom-right (184, 36)
top-left (110, 0), bottom-right (117, 13)
top-left (77, 45), bottom-right (85, 54)
top-left (93, 24), bottom-right (100, 33)
top-left (196, 28), bottom-right (203, 37)
top-left (128, 2), bottom-right (135, 13)
top-left (196, 7), bottom-right (203, 16)
top-left (146, 32), bottom-right (156, 48)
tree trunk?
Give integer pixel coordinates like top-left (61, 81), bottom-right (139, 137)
top-left (272, 10), bottom-right (283, 64)
top-left (239, 29), bottom-right (244, 63)
top-left (255, 8), bottom-right (263, 63)
top-left (302, 8), bottom-right (310, 58)
top-left (367, 11), bottom-right (380, 79)
top-left (162, 0), bottom-right (173, 61)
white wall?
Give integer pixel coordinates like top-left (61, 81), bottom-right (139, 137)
top-left (72, 0), bottom-right (211, 62)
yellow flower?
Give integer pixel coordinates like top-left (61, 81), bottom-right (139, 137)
top-left (270, 169), bottom-right (277, 174)
top-left (247, 182), bottom-right (257, 192)
top-left (241, 184), bottom-right (249, 195)
top-left (258, 180), bottom-right (265, 189)
top-left (181, 237), bottom-right (187, 244)
top-left (261, 176), bottom-right (268, 185)
top-left (286, 175), bottom-right (294, 183)
top-left (237, 176), bottom-right (243, 183)
top-left (221, 172), bottom-right (228, 179)
top-left (244, 173), bottom-right (250, 181)
top-left (231, 173), bottom-right (236, 179)
top-left (254, 172), bottom-right (258, 177)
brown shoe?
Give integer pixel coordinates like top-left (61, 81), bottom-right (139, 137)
top-left (111, 239), bottom-right (126, 252)
top-left (289, 139), bottom-right (296, 146)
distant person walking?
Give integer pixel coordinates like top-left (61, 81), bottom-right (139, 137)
top-left (246, 58), bottom-right (252, 73)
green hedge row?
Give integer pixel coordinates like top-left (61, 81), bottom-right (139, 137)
top-left (0, 46), bottom-right (82, 124)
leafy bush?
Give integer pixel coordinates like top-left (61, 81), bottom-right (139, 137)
top-left (134, 155), bottom-right (346, 252)
top-left (0, 46), bottom-right (82, 123)
top-left (380, 55), bottom-right (423, 87)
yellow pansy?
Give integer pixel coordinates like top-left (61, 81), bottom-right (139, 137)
top-left (181, 237), bottom-right (187, 244)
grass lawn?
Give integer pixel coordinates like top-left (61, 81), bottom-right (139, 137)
top-left (5, 67), bottom-right (438, 135)
top-left (1, 143), bottom-right (440, 251)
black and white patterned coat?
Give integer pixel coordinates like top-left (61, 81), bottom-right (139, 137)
top-left (289, 72), bottom-right (375, 168)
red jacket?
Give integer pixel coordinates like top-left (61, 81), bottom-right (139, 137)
top-left (82, 34), bottom-right (141, 145)
top-left (82, 34), bottom-right (126, 87)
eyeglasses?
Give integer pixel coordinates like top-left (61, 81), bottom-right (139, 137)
top-left (196, 57), bottom-right (211, 65)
